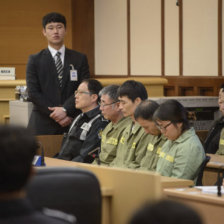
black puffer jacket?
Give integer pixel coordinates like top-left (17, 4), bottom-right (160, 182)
top-left (204, 116), bottom-right (224, 153)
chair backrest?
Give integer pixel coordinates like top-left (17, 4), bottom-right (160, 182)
top-left (26, 167), bottom-right (101, 224)
top-left (196, 155), bottom-right (211, 186)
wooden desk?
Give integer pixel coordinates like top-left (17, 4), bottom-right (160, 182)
top-left (35, 134), bottom-right (193, 190)
top-left (0, 80), bottom-right (26, 123)
top-left (160, 176), bottom-right (193, 188)
top-left (164, 187), bottom-right (224, 224)
top-left (44, 157), bottom-right (193, 224)
top-left (204, 153), bottom-right (224, 185)
top-left (45, 157), bottom-right (162, 224)
top-left (36, 135), bottom-right (63, 157)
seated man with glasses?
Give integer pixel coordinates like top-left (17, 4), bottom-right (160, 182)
top-left (92, 85), bottom-right (132, 166)
top-left (57, 79), bottom-right (108, 163)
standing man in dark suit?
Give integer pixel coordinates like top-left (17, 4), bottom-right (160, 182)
top-left (26, 12), bottom-right (90, 135)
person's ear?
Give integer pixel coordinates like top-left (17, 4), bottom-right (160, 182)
top-left (134, 97), bottom-right (142, 106)
top-left (91, 94), bottom-right (98, 103)
top-left (177, 122), bottom-right (183, 130)
top-left (42, 28), bottom-right (46, 37)
top-left (114, 101), bottom-right (121, 111)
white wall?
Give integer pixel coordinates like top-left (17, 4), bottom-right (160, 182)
top-left (94, 0), bottom-right (221, 77)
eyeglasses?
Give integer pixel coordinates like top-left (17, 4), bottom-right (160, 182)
top-left (99, 101), bottom-right (119, 108)
top-left (156, 122), bottom-right (172, 131)
top-left (74, 90), bottom-right (91, 96)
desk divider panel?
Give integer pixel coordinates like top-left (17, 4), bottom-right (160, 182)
top-left (45, 157), bottom-right (162, 224)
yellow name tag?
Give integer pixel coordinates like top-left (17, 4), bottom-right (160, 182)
top-left (157, 147), bottom-right (162, 155)
top-left (147, 143), bottom-right (154, 152)
top-left (220, 139), bottom-right (224, 145)
top-left (101, 135), bottom-right (106, 143)
top-left (166, 155), bottom-right (174, 163)
top-left (160, 152), bottom-right (165, 158)
top-left (120, 136), bottom-right (125, 144)
top-left (107, 137), bottom-right (118, 145)
top-left (131, 142), bottom-right (136, 149)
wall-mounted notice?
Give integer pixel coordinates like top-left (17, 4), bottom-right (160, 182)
top-left (0, 67), bottom-right (15, 80)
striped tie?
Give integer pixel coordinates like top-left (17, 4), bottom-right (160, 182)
top-left (55, 51), bottom-right (63, 87)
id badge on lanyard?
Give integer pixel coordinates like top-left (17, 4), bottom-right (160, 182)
top-left (70, 64), bottom-right (78, 81)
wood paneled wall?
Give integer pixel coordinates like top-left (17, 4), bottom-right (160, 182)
top-left (0, 0), bottom-right (73, 79)
top-left (164, 76), bottom-right (223, 96)
top-left (71, 0), bottom-right (94, 75)
top-left (1, 0), bottom-right (224, 96)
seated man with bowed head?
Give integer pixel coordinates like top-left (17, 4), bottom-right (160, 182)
top-left (93, 85), bottom-right (132, 166)
top-left (57, 79), bottom-right (108, 163)
top-left (110, 80), bottom-right (152, 169)
top-left (153, 99), bottom-right (205, 181)
top-left (134, 99), bottom-right (167, 171)
top-left (0, 125), bottom-right (77, 224)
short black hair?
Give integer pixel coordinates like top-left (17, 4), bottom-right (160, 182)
top-left (0, 125), bottom-right (38, 193)
top-left (134, 99), bottom-right (159, 121)
top-left (129, 200), bottom-right (203, 224)
top-left (99, 85), bottom-right (120, 102)
top-left (82, 79), bottom-right (103, 103)
top-left (118, 80), bottom-right (148, 102)
top-left (153, 99), bottom-right (190, 132)
top-left (42, 12), bottom-right (66, 28)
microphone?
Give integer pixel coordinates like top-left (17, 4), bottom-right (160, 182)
top-left (217, 167), bottom-right (223, 197)
top-left (32, 141), bottom-right (45, 166)
top-left (88, 147), bottom-right (101, 165)
top-left (39, 141), bottom-right (45, 166)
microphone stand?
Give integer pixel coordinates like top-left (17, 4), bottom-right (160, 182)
top-left (217, 167), bottom-right (224, 197)
top-left (87, 147), bottom-right (101, 165)
top-left (38, 141), bottom-right (45, 166)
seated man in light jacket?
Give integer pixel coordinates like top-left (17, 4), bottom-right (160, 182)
top-left (93, 85), bottom-right (132, 166)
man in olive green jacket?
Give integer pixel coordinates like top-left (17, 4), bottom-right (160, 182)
top-left (93, 85), bottom-right (132, 165)
top-left (134, 99), bottom-right (167, 171)
top-left (110, 80), bottom-right (151, 169)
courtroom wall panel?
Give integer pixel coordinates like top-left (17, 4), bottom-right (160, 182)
top-left (94, 0), bottom-right (222, 78)
top-left (94, 0), bottom-right (128, 76)
top-left (1, 0), bottom-right (224, 96)
top-left (71, 0), bottom-right (94, 75)
top-left (93, 0), bottom-right (224, 96)
top-left (183, 0), bottom-right (218, 76)
top-left (130, 0), bottom-right (161, 76)
top-left (164, 0), bottom-right (179, 76)
top-left (0, 0), bottom-right (72, 79)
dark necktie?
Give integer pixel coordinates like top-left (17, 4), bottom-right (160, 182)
top-left (55, 51), bottom-right (63, 87)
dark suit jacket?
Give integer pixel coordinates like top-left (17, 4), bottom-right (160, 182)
top-left (26, 48), bottom-right (90, 135)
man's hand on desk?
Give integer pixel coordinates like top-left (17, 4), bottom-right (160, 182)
top-left (48, 106), bottom-right (67, 122)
